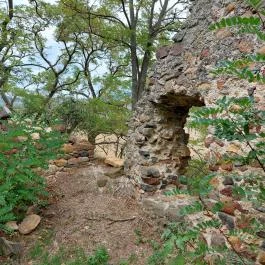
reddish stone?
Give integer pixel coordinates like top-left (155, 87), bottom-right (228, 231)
top-left (54, 158), bottom-right (67, 167)
top-left (52, 124), bottom-right (66, 133)
top-left (228, 236), bottom-right (243, 252)
top-left (258, 46), bottom-right (265, 55)
top-left (200, 48), bottom-right (210, 59)
top-left (220, 187), bottom-right (233, 197)
top-left (156, 46), bottom-right (170, 59)
top-left (216, 29), bottom-right (232, 40)
top-left (169, 44), bottom-right (184, 56)
top-left (258, 104), bottom-right (265, 111)
top-left (225, 3), bottom-right (236, 15)
top-left (220, 163), bottom-right (233, 171)
top-left (256, 125), bottom-right (262, 133)
top-left (250, 125), bottom-right (261, 133)
top-left (221, 200), bottom-right (248, 216)
top-left (209, 176), bottom-right (221, 188)
top-left (149, 78), bottom-right (156, 85)
top-left (217, 79), bottom-right (225, 90)
top-left (255, 96), bottom-right (261, 103)
top-left (236, 215), bottom-right (252, 230)
top-left (257, 251), bottom-right (265, 265)
top-left (237, 40), bottom-right (254, 53)
top-left (62, 144), bottom-right (74, 154)
top-left (67, 157), bottom-right (79, 166)
top-left (74, 143), bottom-right (94, 152)
top-left (4, 148), bottom-right (18, 155)
top-left (214, 138), bottom-right (225, 147)
top-left (229, 104), bottom-right (242, 112)
top-left (142, 177), bottom-right (161, 185)
top-left (250, 160), bottom-right (262, 168)
top-left (222, 201), bottom-right (236, 215)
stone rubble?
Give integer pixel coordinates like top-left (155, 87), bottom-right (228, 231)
top-left (51, 139), bottom-right (95, 169)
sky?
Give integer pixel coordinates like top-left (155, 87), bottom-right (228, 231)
top-left (13, 0), bottom-right (61, 65)
top-left (15, 0), bottom-right (56, 5)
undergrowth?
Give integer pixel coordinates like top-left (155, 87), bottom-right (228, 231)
top-left (0, 116), bottom-right (64, 230)
top-left (28, 246), bottom-right (109, 265)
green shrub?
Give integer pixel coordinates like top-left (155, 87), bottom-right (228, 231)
top-left (0, 116), bottom-right (64, 229)
top-left (53, 97), bottom-right (130, 143)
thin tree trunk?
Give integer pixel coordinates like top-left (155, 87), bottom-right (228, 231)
top-left (131, 46), bottom-right (139, 109)
top-left (137, 39), bottom-right (153, 101)
top-left (129, 0), bottom-right (139, 110)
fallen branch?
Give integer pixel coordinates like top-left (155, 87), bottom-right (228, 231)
top-left (85, 215), bottom-right (137, 225)
top-left (107, 216), bottom-right (136, 225)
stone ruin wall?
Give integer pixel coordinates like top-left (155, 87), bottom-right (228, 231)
top-left (125, 0), bottom-right (265, 192)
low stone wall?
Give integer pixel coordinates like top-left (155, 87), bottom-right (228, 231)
top-left (50, 140), bottom-right (95, 170)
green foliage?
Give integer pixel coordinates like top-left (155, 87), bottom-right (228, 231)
top-left (150, 94), bottom-right (265, 264)
top-left (0, 116), bottom-right (64, 228)
top-left (54, 97), bottom-right (130, 142)
top-left (209, 0), bottom-right (265, 84)
top-left (28, 245), bottom-right (109, 265)
top-left (189, 96), bottom-right (265, 169)
top-left (148, 219), bottom-right (224, 265)
top-left (209, 16), bottom-right (261, 31)
top-left (212, 55), bottom-right (265, 83)
top-left (134, 228), bottom-right (146, 245)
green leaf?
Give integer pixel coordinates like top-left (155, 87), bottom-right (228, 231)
top-left (169, 255), bottom-right (185, 265)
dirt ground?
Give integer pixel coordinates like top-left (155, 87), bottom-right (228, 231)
top-left (6, 162), bottom-right (162, 265)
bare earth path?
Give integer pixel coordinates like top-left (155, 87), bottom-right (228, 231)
top-left (18, 162), bottom-right (161, 265)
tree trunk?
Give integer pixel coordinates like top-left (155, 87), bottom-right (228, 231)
top-left (129, 0), bottom-right (140, 110)
top-left (137, 39), bottom-right (153, 101)
top-left (131, 46), bottom-right (139, 109)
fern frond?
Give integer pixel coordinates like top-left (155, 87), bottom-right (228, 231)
top-left (245, 0), bottom-right (264, 10)
top-left (209, 17), bottom-right (261, 30)
top-left (179, 201), bottom-right (204, 216)
top-left (164, 188), bottom-right (190, 196)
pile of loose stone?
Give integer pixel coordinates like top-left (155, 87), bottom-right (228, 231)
top-left (49, 133), bottom-right (95, 172)
top-left (51, 141), bottom-right (95, 169)
top-left (141, 169), bottom-right (265, 264)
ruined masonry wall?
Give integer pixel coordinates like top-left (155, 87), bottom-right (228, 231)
top-left (125, 0), bottom-right (265, 191)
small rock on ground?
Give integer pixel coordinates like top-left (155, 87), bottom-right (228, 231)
top-left (18, 214), bottom-right (41, 235)
top-left (5, 221), bottom-right (19, 231)
top-left (0, 237), bottom-right (22, 257)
